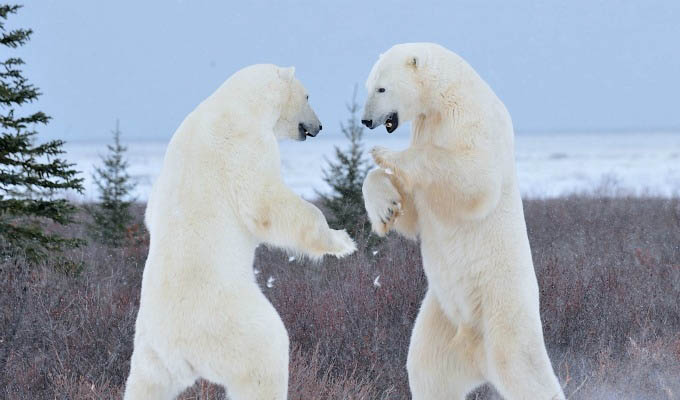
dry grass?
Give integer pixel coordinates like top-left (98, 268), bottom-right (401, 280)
top-left (1, 196), bottom-right (679, 399)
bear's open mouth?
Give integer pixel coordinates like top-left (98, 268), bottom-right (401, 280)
top-left (385, 112), bottom-right (398, 133)
top-left (298, 122), bottom-right (316, 140)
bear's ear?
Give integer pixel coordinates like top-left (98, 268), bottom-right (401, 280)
top-left (409, 50), bottom-right (431, 69)
top-left (278, 66), bottom-right (296, 83)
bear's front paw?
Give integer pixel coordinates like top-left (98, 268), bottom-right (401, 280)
top-left (328, 229), bottom-right (357, 258)
top-left (363, 170), bottom-right (402, 237)
top-left (371, 146), bottom-right (398, 171)
top-left (369, 198), bottom-right (402, 237)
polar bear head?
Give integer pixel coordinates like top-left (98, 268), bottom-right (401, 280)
top-left (362, 43), bottom-right (466, 133)
top-left (272, 66), bottom-right (323, 141)
top-left (218, 64), bottom-right (322, 141)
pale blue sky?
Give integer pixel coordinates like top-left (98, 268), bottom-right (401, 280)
top-left (9, 0), bottom-right (680, 141)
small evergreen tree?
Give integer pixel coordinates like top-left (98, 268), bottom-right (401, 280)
top-left (0, 4), bottom-right (84, 262)
top-left (87, 120), bottom-right (136, 247)
top-left (318, 88), bottom-right (375, 247)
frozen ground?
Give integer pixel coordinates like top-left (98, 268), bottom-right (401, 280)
top-left (64, 131), bottom-right (680, 201)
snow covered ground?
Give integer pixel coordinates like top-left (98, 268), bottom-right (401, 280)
top-left (64, 131), bottom-right (680, 202)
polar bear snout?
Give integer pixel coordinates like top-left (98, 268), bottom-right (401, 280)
top-left (298, 122), bottom-right (322, 140)
top-left (295, 100), bottom-right (323, 141)
top-left (361, 111), bottom-right (399, 133)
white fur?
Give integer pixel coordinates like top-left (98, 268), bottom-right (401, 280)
top-left (362, 43), bottom-right (565, 399)
top-left (124, 64), bottom-right (356, 400)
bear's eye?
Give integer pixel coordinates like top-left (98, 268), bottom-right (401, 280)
top-left (306, 95), bottom-right (309, 101)
top-left (377, 88), bottom-right (386, 93)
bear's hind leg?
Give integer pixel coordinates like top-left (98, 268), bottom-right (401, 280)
top-left (192, 290), bottom-right (289, 400)
top-left (407, 291), bottom-right (484, 400)
top-left (485, 325), bottom-right (565, 400)
top-left (124, 342), bottom-right (189, 400)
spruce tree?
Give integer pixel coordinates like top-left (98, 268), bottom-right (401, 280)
top-left (318, 88), bottom-right (375, 247)
top-left (88, 120), bottom-right (136, 247)
top-left (0, 4), bottom-right (84, 262)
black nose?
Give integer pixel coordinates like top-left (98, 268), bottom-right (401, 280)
top-left (318, 124), bottom-right (322, 131)
top-left (361, 119), bottom-right (373, 128)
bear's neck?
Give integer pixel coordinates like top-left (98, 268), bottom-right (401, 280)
top-left (198, 93), bottom-right (280, 142)
top-left (411, 78), bottom-right (496, 148)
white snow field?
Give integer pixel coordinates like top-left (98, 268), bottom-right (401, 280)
top-left (64, 131), bottom-right (680, 202)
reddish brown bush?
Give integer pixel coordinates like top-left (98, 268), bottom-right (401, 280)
top-left (1, 196), bottom-right (678, 399)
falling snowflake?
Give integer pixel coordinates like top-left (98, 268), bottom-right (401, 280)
top-left (384, 168), bottom-right (394, 175)
top-left (267, 276), bottom-right (275, 288)
top-left (373, 275), bottom-right (381, 288)
top-left (253, 268), bottom-right (260, 275)
top-left (288, 256), bottom-right (296, 262)
top-left (372, 250), bottom-right (379, 256)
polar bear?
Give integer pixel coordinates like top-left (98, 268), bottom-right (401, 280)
top-left (361, 43), bottom-right (564, 399)
top-left (124, 64), bottom-right (356, 400)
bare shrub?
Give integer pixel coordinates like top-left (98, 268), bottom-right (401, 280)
top-left (1, 196), bottom-right (678, 399)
